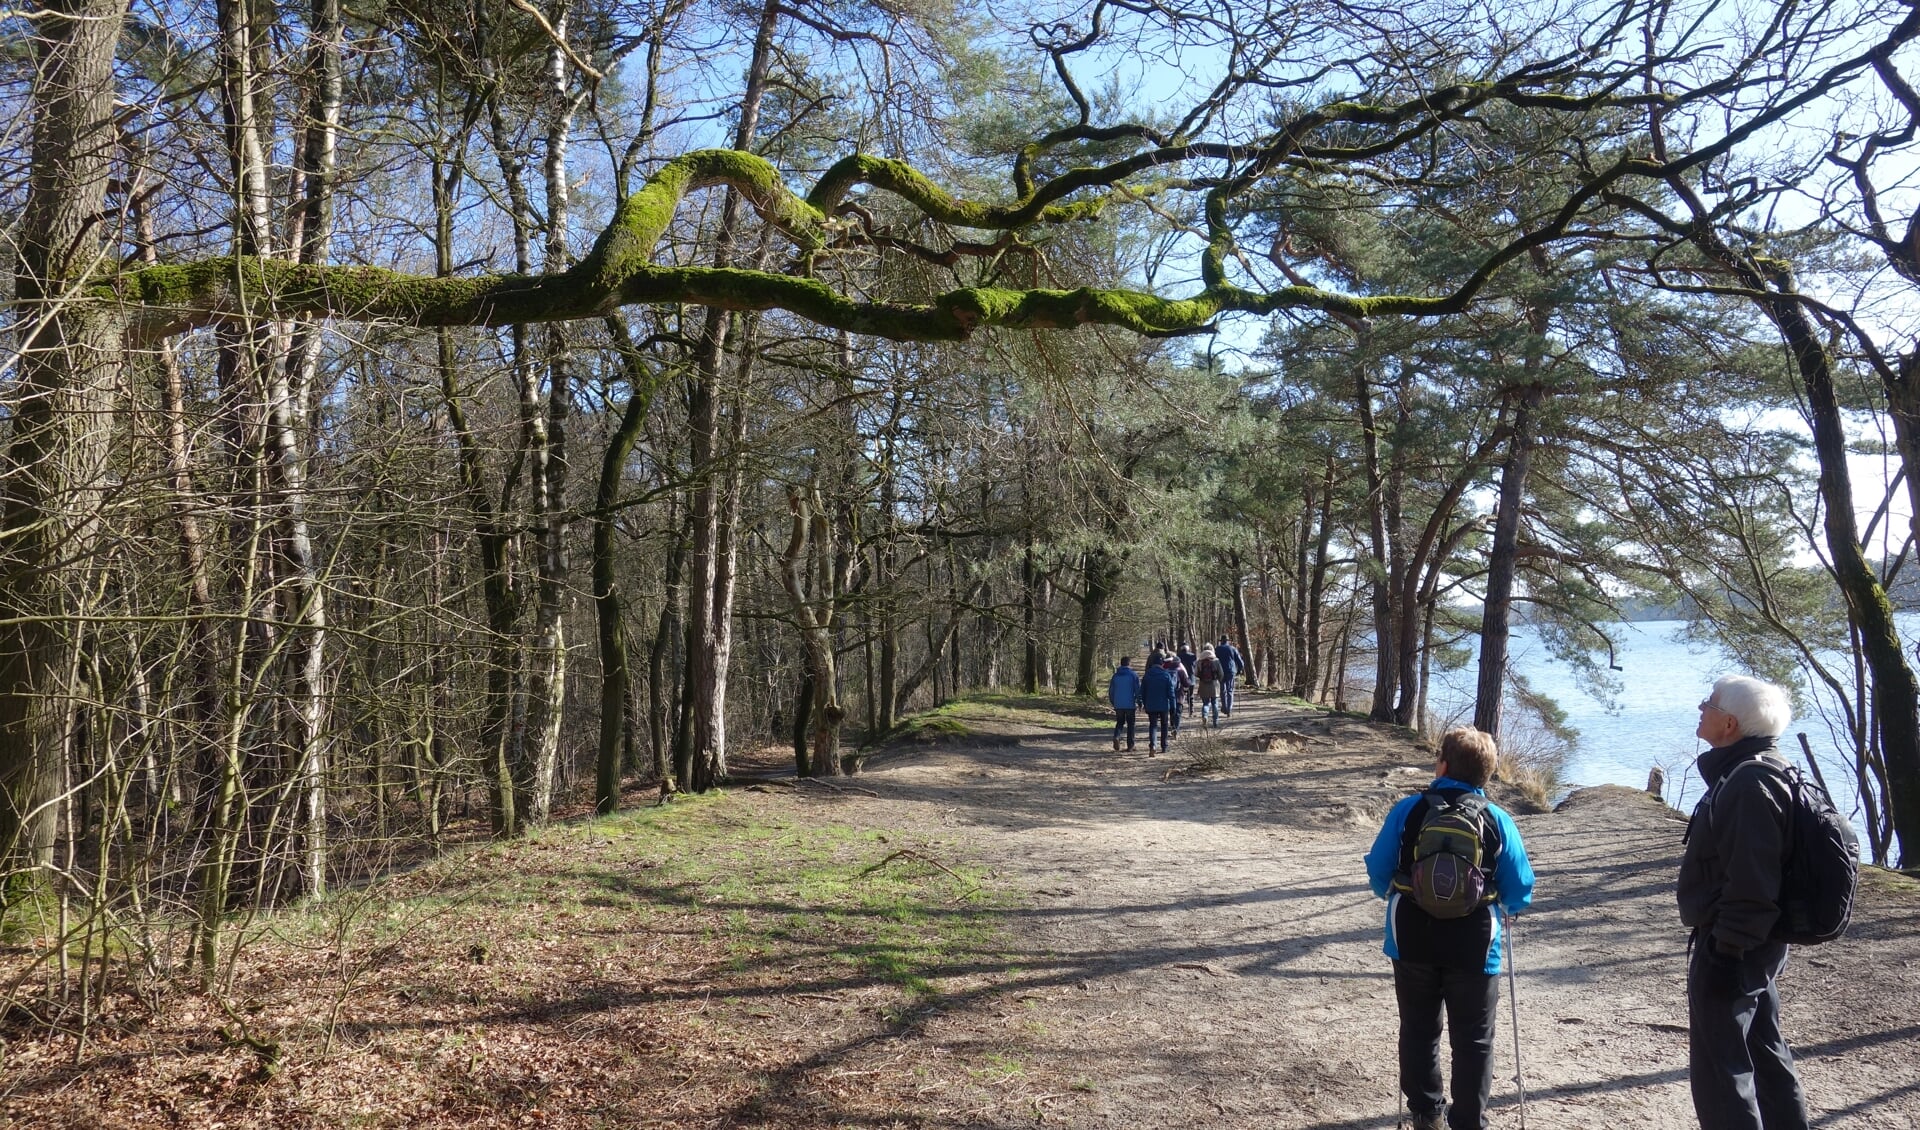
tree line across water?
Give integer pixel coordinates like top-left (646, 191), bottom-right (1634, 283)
top-left (5, 0), bottom-right (1920, 1035)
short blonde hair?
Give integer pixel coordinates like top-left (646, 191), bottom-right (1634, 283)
top-left (1440, 727), bottom-right (1499, 787)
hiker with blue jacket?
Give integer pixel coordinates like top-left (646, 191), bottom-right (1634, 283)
top-left (1139, 655), bottom-right (1178, 755)
top-left (1107, 657), bottom-right (1141, 752)
top-left (1365, 727), bottom-right (1535, 1130)
top-left (1215, 636), bottom-right (1244, 715)
top-left (1162, 656), bottom-right (1191, 737)
top-left (1680, 675), bottom-right (1811, 1130)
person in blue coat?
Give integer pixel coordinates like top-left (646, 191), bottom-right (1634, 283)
top-left (1215, 636), bottom-right (1244, 715)
top-left (1364, 727), bottom-right (1535, 1130)
top-left (1106, 657), bottom-right (1141, 752)
top-left (1139, 658), bottom-right (1178, 754)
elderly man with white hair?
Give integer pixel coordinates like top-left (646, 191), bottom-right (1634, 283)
top-left (1679, 674), bottom-right (1809, 1130)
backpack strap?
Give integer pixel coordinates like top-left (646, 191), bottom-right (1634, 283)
top-left (1394, 792), bottom-right (1435, 881)
top-left (1695, 757), bottom-right (1791, 828)
top-left (1691, 756), bottom-right (1794, 856)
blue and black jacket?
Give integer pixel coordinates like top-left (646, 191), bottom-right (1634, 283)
top-left (1364, 776), bottom-right (1535, 974)
top-left (1139, 664), bottom-right (1177, 712)
top-left (1107, 665), bottom-right (1141, 710)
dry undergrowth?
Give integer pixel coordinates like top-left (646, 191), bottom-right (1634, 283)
top-left (1159, 734), bottom-right (1240, 781)
top-left (0, 786), bottom-right (1038, 1129)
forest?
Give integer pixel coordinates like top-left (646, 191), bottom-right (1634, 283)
top-left (5, 0), bottom-right (1920, 1028)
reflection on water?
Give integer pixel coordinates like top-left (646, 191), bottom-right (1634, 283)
top-left (1419, 619), bottom-right (1882, 816)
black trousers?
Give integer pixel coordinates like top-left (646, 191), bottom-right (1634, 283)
top-left (1688, 939), bottom-right (1809, 1130)
top-left (1393, 960), bottom-right (1498, 1130)
top-left (1112, 708), bottom-right (1135, 748)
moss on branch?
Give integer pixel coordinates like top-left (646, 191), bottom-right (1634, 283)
top-left (100, 146), bottom-right (1469, 344)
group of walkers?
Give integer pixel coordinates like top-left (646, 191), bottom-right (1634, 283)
top-left (1364, 674), bottom-right (1835, 1130)
top-left (1104, 636), bottom-right (1246, 753)
top-left (1099, 638), bottom-right (1832, 1130)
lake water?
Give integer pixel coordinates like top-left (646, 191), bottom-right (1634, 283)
top-left (1416, 619), bottom-right (1891, 815)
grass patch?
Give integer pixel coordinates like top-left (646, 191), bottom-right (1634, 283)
top-left (542, 794), bottom-right (1009, 997)
top-left (886, 690), bottom-right (1107, 746)
top-left (0, 788), bottom-right (1028, 1128)
top-left (1495, 758), bottom-right (1555, 814)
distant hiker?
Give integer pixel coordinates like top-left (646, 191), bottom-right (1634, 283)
top-left (1680, 676), bottom-right (1812, 1130)
top-left (1139, 655), bottom-right (1178, 755)
top-left (1215, 636), bottom-right (1244, 715)
top-left (1107, 657), bottom-right (1141, 752)
top-left (1195, 645), bottom-right (1222, 728)
top-left (1163, 656), bottom-right (1191, 737)
top-left (1177, 643), bottom-right (1198, 710)
top-left (1365, 727), bottom-right (1535, 1130)
top-left (1148, 640), bottom-right (1168, 669)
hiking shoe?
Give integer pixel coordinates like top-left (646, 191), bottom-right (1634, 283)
top-left (1407, 1108), bottom-right (1444, 1130)
top-left (1112, 737), bottom-right (1121, 752)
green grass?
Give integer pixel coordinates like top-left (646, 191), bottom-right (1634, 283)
top-left (886, 690), bottom-right (1107, 745)
top-left (583, 798), bottom-right (1006, 996)
top-left (310, 793), bottom-right (1014, 1002)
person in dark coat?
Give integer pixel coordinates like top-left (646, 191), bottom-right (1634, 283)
top-left (1365, 728), bottom-right (1534, 1130)
top-left (1176, 643), bottom-right (1198, 711)
top-left (1680, 675), bottom-right (1810, 1130)
top-left (1106, 657), bottom-right (1141, 752)
top-left (1215, 636), bottom-right (1244, 715)
top-left (1139, 659), bottom-right (1177, 754)
top-left (1163, 656), bottom-right (1191, 737)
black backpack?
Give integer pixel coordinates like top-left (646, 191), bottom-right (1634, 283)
top-left (1696, 760), bottom-right (1859, 946)
top-left (1392, 789), bottom-right (1501, 919)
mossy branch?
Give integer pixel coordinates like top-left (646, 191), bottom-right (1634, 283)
top-left (99, 146), bottom-right (1536, 344)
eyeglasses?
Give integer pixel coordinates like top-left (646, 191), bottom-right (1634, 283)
top-left (1699, 700), bottom-right (1725, 715)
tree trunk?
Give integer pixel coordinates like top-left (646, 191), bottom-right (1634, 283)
top-left (779, 490), bottom-right (844, 776)
top-left (876, 447), bottom-right (900, 731)
top-left (1766, 280), bottom-right (1920, 866)
top-left (525, 27), bottom-right (586, 823)
top-left (270, 0), bottom-right (345, 895)
top-left (1650, 166), bottom-right (1920, 866)
top-left (1474, 387), bottom-right (1542, 738)
top-left (0, 0), bottom-right (128, 896)
top-left (1075, 549), bottom-right (1120, 695)
top-left (433, 142), bottom-right (519, 836)
top-left (1355, 360), bottom-right (1397, 721)
top-left (1023, 537), bottom-right (1043, 694)
top-left (791, 671), bottom-right (813, 776)
top-left (595, 317), bottom-right (667, 813)
top-left (1229, 550), bottom-right (1256, 688)
top-left (1294, 460), bottom-right (1335, 700)
top-left (650, 519), bottom-right (686, 786)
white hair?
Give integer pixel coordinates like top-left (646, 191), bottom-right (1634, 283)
top-left (1711, 675), bottom-right (1792, 739)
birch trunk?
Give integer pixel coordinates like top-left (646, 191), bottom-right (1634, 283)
top-left (526, 10), bottom-right (586, 824)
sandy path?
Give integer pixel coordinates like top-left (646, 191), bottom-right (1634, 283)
top-left (847, 691), bottom-right (1920, 1129)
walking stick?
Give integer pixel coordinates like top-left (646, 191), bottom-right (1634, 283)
top-left (1504, 910), bottom-right (1529, 1130)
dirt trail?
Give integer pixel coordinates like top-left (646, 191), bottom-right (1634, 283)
top-left (839, 691), bottom-right (1920, 1129)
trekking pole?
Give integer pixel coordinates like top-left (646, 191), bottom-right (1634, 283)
top-left (1504, 910), bottom-right (1529, 1130)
